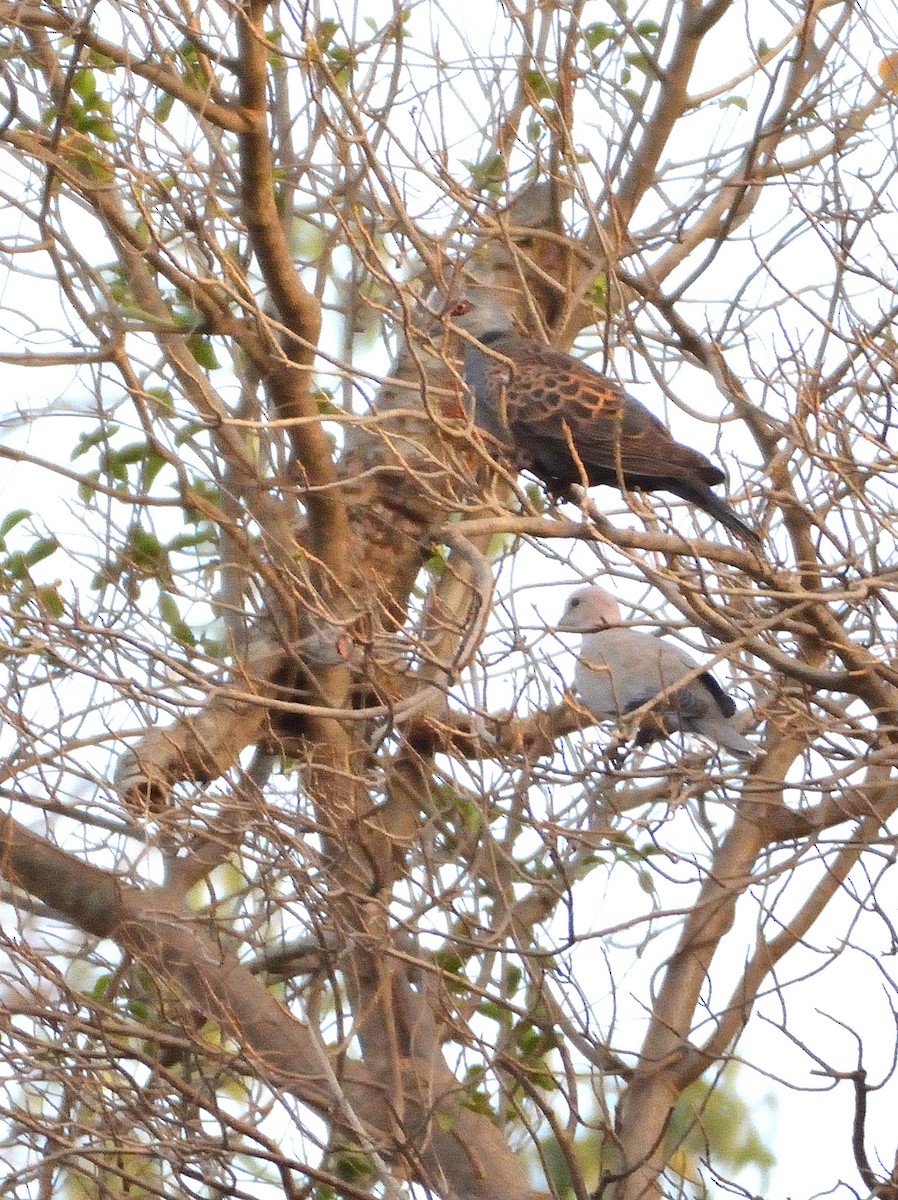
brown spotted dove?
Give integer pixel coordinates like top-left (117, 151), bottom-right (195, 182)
top-left (446, 291), bottom-right (760, 546)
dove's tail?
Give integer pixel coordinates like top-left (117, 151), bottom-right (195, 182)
top-left (672, 483), bottom-right (762, 549)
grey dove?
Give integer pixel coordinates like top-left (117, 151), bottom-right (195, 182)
top-left (445, 291), bottom-right (760, 547)
top-left (556, 586), bottom-right (756, 755)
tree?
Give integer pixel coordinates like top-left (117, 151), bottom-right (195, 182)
top-left (0, 1), bottom-right (896, 1197)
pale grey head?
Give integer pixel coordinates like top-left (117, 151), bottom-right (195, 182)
top-left (556, 586), bottom-right (624, 633)
top-left (444, 290), bottom-right (516, 342)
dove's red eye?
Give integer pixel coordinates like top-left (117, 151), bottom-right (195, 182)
top-left (451, 299), bottom-right (473, 317)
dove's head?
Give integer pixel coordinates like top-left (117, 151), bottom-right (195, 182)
top-left (556, 586), bottom-right (624, 633)
top-left (443, 289), bottom-right (516, 342)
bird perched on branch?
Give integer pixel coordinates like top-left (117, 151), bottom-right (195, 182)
top-left (445, 290), bottom-right (760, 547)
top-left (556, 585), bottom-right (757, 756)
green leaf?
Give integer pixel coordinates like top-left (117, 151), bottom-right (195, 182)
top-left (464, 152), bottom-right (506, 195)
top-left (84, 94), bottom-right (112, 117)
top-left (666, 1065), bottom-right (777, 1181)
top-left (101, 451), bottom-right (128, 482)
top-left (172, 300), bottom-right (203, 329)
top-left (67, 143), bottom-right (115, 180)
top-left (35, 586), bottom-right (65, 618)
top-left (90, 974), bottom-right (112, 1000)
top-left (624, 52), bottom-right (652, 74)
top-left (25, 537), bottom-right (59, 567)
top-left (0, 509), bottom-right (31, 540)
top-left (128, 528), bottom-right (167, 574)
top-left (291, 218), bottom-right (326, 260)
top-left (487, 531), bottom-right (514, 561)
top-left (584, 22), bottom-right (614, 49)
top-left (155, 91), bottom-right (175, 123)
top-left (143, 451), bottom-right (167, 489)
top-left (79, 113), bottom-right (116, 141)
top-left (589, 273), bottom-right (608, 305)
top-left (423, 545), bottom-right (448, 577)
top-left (4, 552), bottom-right (26, 580)
top-left (525, 483), bottom-right (547, 510)
top-left (635, 20), bottom-right (661, 37)
top-left (186, 333), bottom-right (220, 370)
top-left (78, 472), bottom-right (101, 503)
top-left (181, 477), bottom-right (219, 523)
top-left (168, 528), bottom-right (216, 553)
top-left (116, 441), bottom-right (151, 466)
top-left (333, 1150), bottom-right (374, 1185)
top-left (314, 388), bottom-right (340, 415)
top-left (523, 69), bottom-right (557, 101)
top-left (435, 950), bottom-right (464, 976)
top-left (719, 95), bottom-right (748, 111)
top-left (460, 1070), bottom-right (494, 1115)
top-left (316, 18), bottom-right (339, 51)
top-left (72, 426), bottom-right (119, 460)
top-left (637, 869), bottom-right (655, 895)
top-left (146, 387), bottom-right (175, 415)
top-left (174, 420), bottom-right (207, 447)
top-left (327, 45), bottom-right (354, 68)
top-left (72, 69), bottom-right (98, 103)
top-left (177, 41), bottom-right (207, 92)
top-left (159, 592), bottom-right (195, 645)
top-left (158, 592), bottom-right (181, 628)
top-left (455, 796), bottom-right (482, 835)
top-left (87, 51), bottom-right (116, 73)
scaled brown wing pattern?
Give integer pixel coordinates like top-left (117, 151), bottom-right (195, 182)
top-left (485, 335), bottom-right (726, 489)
